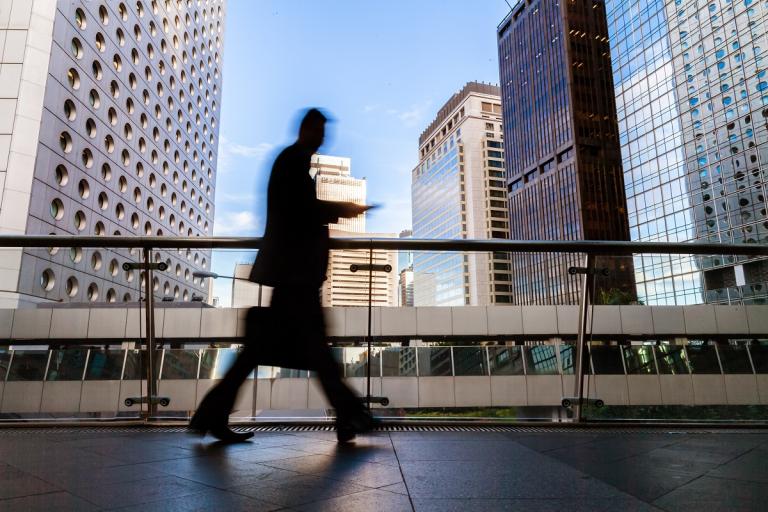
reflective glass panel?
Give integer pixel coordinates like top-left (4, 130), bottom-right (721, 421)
top-left (7, 351), bottom-right (49, 381)
top-left (686, 344), bottom-right (721, 374)
top-left (381, 347), bottom-right (417, 377)
top-left (46, 349), bottom-right (88, 381)
top-left (343, 347), bottom-right (381, 377)
top-left (0, 350), bottom-right (11, 381)
top-left (589, 346), bottom-right (624, 374)
top-left (161, 350), bottom-right (200, 379)
top-left (655, 345), bottom-right (690, 375)
top-left (622, 346), bottom-right (657, 374)
top-left (488, 346), bottom-right (524, 375)
top-left (199, 348), bottom-right (218, 379)
top-left (524, 345), bottom-right (559, 375)
top-left (123, 349), bottom-right (160, 380)
top-left (560, 345), bottom-right (575, 374)
top-left (417, 347), bottom-right (452, 376)
top-left (85, 349), bottom-right (125, 380)
top-left (453, 347), bottom-right (488, 376)
top-left (750, 342), bottom-right (768, 374)
top-left (717, 344), bottom-right (753, 374)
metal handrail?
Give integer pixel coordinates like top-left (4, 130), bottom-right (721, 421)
top-left (1, 235), bottom-right (767, 256)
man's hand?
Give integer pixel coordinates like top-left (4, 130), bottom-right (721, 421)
top-left (338, 202), bottom-right (376, 218)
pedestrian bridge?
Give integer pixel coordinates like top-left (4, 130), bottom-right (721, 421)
top-left (1, 304), bottom-right (767, 418)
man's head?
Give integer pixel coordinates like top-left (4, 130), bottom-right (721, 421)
top-left (297, 108), bottom-right (327, 153)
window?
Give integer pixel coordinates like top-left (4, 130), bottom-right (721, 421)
top-left (71, 38), bottom-right (83, 59)
top-left (67, 68), bottom-right (80, 90)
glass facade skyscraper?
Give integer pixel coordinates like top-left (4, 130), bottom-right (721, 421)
top-left (498, 0), bottom-right (635, 305)
top-left (412, 82), bottom-right (512, 306)
top-left (607, 0), bottom-right (768, 304)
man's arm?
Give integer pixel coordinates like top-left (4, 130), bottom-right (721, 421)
top-left (317, 200), bottom-right (372, 225)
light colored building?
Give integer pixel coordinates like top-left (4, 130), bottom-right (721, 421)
top-left (412, 82), bottom-right (512, 306)
top-left (606, 0), bottom-right (768, 305)
top-left (230, 262), bottom-right (270, 307)
top-left (312, 154), bottom-right (396, 308)
top-left (0, 0), bottom-right (225, 307)
top-left (398, 266), bottom-right (413, 307)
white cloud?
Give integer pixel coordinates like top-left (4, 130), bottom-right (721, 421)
top-left (213, 210), bottom-right (259, 236)
top-left (368, 101), bottom-right (432, 127)
top-left (227, 141), bottom-right (274, 159)
top-left (217, 136), bottom-right (274, 173)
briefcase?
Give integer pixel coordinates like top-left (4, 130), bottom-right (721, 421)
top-left (244, 306), bottom-right (317, 371)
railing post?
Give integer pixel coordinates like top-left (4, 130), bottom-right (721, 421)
top-left (142, 247), bottom-right (158, 418)
top-left (573, 253), bottom-right (595, 423)
top-left (366, 243), bottom-right (373, 413)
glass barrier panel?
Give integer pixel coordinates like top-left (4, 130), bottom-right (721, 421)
top-left (7, 351), bottom-right (49, 381)
top-left (589, 345), bottom-right (624, 374)
top-left (417, 347), bottom-right (452, 376)
top-left (85, 349), bottom-right (125, 380)
top-left (524, 345), bottom-right (559, 375)
top-left (381, 347), bottom-right (417, 376)
top-left (655, 345), bottom-right (690, 374)
top-left (622, 346), bottom-right (657, 374)
top-left (749, 341), bottom-right (768, 373)
top-left (199, 348), bottom-right (218, 379)
top-left (0, 350), bottom-right (11, 381)
top-left (686, 344), bottom-right (722, 374)
top-left (161, 350), bottom-right (200, 379)
top-left (46, 349), bottom-right (88, 381)
top-left (488, 346), bottom-right (524, 375)
top-left (717, 344), bottom-right (753, 374)
top-left (123, 349), bottom-right (161, 380)
top-left (453, 347), bottom-right (489, 376)
top-left (343, 347), bottom-right (381, 377)
top-left (560, 344), bottom-right (575, 374)
top-left (202, 348), bottom-right (256, 379)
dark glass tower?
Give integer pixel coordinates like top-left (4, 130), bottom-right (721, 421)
top-left (497, 0), bottom-right (635, 304)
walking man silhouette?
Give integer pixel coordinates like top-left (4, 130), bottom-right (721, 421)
top-left (190, 109), bottom-right (376, 443)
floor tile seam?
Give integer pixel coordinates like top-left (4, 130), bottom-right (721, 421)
top-left (648, 471), bottom-right (712, 505)
top-left (248, 462), bottom-right (399, 492)
top-left (388, 432), bottom-right (416, 512)
top-left (226, 480), bottom-right (379, 508)
top-left (0, 488), bottom-right (75, 504)
top-left (0, 462), bottom-right (76, 495)
top-left (67, 477), bottom-right (215, 509)
top-left (700, 472), bottom-right (768, 486)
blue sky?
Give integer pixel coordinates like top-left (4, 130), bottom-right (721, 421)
top-left (210, 0), bottom-right (511, 302)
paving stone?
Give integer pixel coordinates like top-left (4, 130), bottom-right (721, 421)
top-left (706, 447), bottom-right (768, 483)
top-left (263, 454), bottom-right (404, 488)
top-left (0, 474), bottom-right (61, 500)
top-left (0, 491), bottom-right (100, 512)
top-left (653, 476), bottom-right (768, 512)
top-left (293, 488), bottom-right (412, 512)
top-left (412, 497), bottom-right (660, 512)
top-left (105, 488), bottom-right (283, 512)
top-left (232, 474), bottom-right (370, 507)
top-left (70, 475), bottom-right (209, 508)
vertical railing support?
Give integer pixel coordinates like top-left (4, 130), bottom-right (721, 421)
top-left (366, 244), bottom-right (373, 412)
top-left (142, 247), bottom-right (158, 418)
top-left (572, 253), bottom-right (595, 423)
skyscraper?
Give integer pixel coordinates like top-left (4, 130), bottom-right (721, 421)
top-left (497, 0), bottom-right (634, 305)
top-left (312, 155), bottom-right (397, 307)
top-left (412, 82), bottom-right (513, 306)
top-left (606, 0), bottom-right (768, 305)
top-left (0, 0), bottom-right (224, 307)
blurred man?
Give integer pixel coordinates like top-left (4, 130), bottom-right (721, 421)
top-left (191, 109), bottom-right (375, 443)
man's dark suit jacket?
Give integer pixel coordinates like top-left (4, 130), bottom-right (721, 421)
top-left (248, 143), bottom-right (348, 289)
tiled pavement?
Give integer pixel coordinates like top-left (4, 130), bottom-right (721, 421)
top-left (0, 427), bottom-right (767, 511)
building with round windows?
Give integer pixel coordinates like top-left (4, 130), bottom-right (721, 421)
top-left (0, 0), bottom-right (224, 306)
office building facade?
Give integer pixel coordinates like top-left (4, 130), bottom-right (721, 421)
top-left (0, 0), bottom-right (224, 307)
top-left (312, 155), bottom-right (397, 308)
top-left (412, 82), bottom-right (513, 306)
top-left (606, 0), bottom-right (768, 304)
top-left (498, 0), bottom-right (634, 305)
